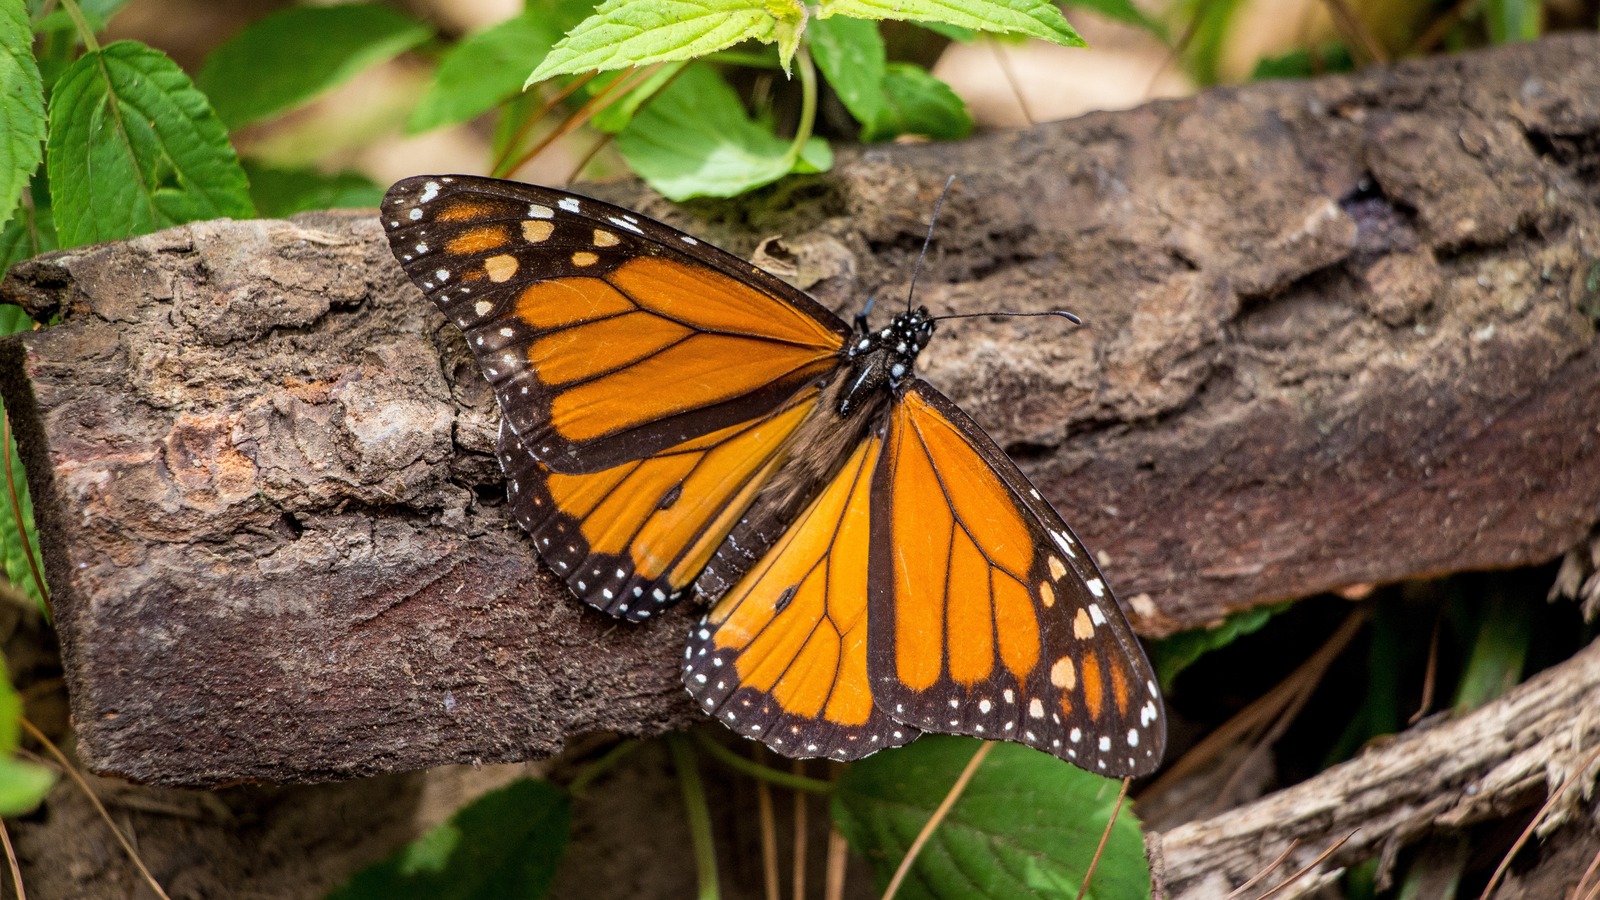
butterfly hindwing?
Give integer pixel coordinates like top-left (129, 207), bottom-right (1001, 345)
top-left (382, 175), bottom-right (850, 473)
top-left (495, 384), bottom-right (821, 620)
top-left (867, 381), bottom-right (1165, 776)
top-left (684, 437), bottom-right (921, 760)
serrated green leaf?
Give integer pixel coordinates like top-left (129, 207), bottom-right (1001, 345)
top-left (198, 4), bottom-right (431, 130)
top-left (809, 16), bottom-right (887, 134)
top-left (862, 63), bottom-right (969, 142)
top-left (527, 0), bottom-right (806, 84)
top-left (615, 63), bottom-right (829, 200)
top-left (243, 162), bottom-right (383, 218)
top-left (834, 737), bottom-right (1151, 899)
top-left (327, 778), bottom-right (570, 900)
top-left (819, 0), bottom-right (1082, 48)
top-left (0, 0), bottom-right (45, 231)
top-left (47, 41), bottom-right (254, 248)
top-left (408, 7), bottom-right (572, 134)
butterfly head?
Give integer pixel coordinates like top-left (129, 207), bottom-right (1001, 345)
top-left (837, 307), bottom-right (935, 416)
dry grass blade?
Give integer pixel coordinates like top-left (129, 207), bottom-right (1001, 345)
top-left (1480, 743), bottom-right (1600, 900)
top-left (1316, 0), bottom-right (1388, 63)
top-left (755, 750), bottom-right (780, 900)
top-left (1075, 777), bottom-right (1131, 900)
top-left (1253, 830), bottom-right (1358, 899)
top-left (1226, 839), bottom-right (1300, 898)
top-left (882, 741), bottom-right (995, 900)
top-left (0, 817), bottom-right (24, 900)
top-left (490, 70), bottom-right (601, 178)
top-left (826, 825), bottom-right (850, 900)
top-left (1407, 0), bottom-right (1479, 55)
top-left (1142, 608), bottom-right (1369, 808)
top-left (1410, 610), bottom-right (1443, 725)
top-left (20, 718), bottom-right (171, 900)
top-left (505, 65), bottom-right (663, 180)
top-left (987, 40), bottom-right (1036, 127)
top-left (1572, 840), bottom-right (1600, 900)
top-left (794, 760), bottom-right (809, 900)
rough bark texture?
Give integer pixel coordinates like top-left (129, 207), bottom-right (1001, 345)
top-left (1, 35), bottom-right (1598, 791)
top-left (1151, 629), bottom-right (1600, 897)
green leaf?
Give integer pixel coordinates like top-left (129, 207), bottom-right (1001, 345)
top-left (526, 0), bottom-right (807, 84)
top-left (1484, 0), bottom-right (1540, 43)
top-left (327, 778), bottom-right (570, 900)
top-left (809, 16), bottom-right (887, 134)
top-left (615, 63), bottom-right (830, 200)
top-left (408, 8), bottom-right (568, 134)
top-left (862, 63), bottom-right (970, 142)
top-left (0, 657), bottom-right (52, 815)
top-left (1065, 0), bottom-right (1163, 35)
top-left (916, 20), bottom-right (977, 42)
top-left (818, 0), bottom-right (1082, 48)
top-left (1150, 602), bottom-right (1286, 688)
top-left (197, 4), bottom-right (431, 130)
top-left (0, 322), bottom-right (45, 614)
top-left (1249, 44), bottom-right (1354, 80)
top-left (243, 162), bottom-right (383, 218)
top-left (47, 41), bottom-right (254, 248)
top-left (0, 0), bottom-right (45, 230)
top-left (0, 173), bottom-right (53, 281)
top-left (0, 756), bottom-right (54, 816)
top-left (834, 737), bottom-right (1151, 899)
top-left (0, 304), bottom-right (33, 336)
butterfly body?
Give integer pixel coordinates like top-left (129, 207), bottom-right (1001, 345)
top-left (381, 175), bottom-right (1165, 775)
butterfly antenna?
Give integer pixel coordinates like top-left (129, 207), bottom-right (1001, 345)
top-left (907, 175), bottom-right (958, 312)
top-left (931, 309), bottom-right (1085, 326)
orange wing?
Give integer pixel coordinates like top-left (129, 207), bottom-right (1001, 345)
top-left (684, 438), bottom-right (919, 760)
top-left (382, 175), bottom-right (849, 474)
top-left (498, 388), bottom-right (821, 621)
top-left (867, 382), bottom-right (1165, 776)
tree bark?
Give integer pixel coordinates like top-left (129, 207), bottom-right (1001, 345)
top-left (1, 35), bottom-right (1597, 789)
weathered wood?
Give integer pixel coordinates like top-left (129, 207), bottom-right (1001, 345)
top-left (1151, 628), bottom-right (1600, 898)
top-left (1, 35), bottom-right (1597, 787)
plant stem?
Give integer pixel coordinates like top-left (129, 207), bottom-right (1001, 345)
top-left (694, 731), bottom-right (833, 795)
top-left (668, 733), bottom-right (720, 900)
top-left (787, 45), bottom-right (818, 167)
top-left (58, 0), bottom-right (98, 53)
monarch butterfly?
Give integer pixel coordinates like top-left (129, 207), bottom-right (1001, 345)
top-left (381, 175), bottom-right (1165, 776)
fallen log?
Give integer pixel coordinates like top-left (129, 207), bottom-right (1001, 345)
top-left (0, 34), bottom-right (1596, 788)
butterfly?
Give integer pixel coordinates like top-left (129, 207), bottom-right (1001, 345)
top-left (380, 175), bottom-right (1165, 776)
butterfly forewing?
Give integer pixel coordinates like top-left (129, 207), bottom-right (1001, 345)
top-left (381, 175), bottom-right (849, 473)
top-left (684, 438), bottom-right (921, 760)
top-left (867, 381), bottom-right (1165, 776)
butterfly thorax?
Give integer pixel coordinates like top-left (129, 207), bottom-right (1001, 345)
top-left (837, 307), bottom-right (936, 417)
